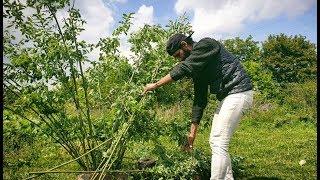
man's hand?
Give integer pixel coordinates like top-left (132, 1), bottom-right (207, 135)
top-left (142, 83), bottom-right (158, 95)
top-left (187, 134), bottom-right (196, 148)
top-left (141, 74), bottom-right (174, 96)
top-left (183, 122), bottom-right (198, 152)
top-left (183, 134), bottom-right (195, 152)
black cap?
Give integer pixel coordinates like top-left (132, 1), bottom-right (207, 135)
top-left (166, 32), bottom-right (194, 56)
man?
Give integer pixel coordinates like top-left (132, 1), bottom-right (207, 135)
top-left (142, 32), bottom-right (253, 180)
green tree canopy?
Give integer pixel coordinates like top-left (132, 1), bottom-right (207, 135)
top-left (222, 35), bottom-right (261, 62)
top-left (261, 33), bottom-right (317, 84)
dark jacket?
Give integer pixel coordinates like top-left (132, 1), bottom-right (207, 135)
top-left (169, 37), bottom-right (253, 124)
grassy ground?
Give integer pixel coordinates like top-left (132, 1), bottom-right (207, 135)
top-left (125, 91), bottom-right (317, 179)
top-left (192, 92), bottom-right (317, 179)
top-left (195, 116), bottom-right (316, 179)
top-left (3, 136), bottom-right (79, 180)
top-left (4, 83), bottom-right (317, 179)
top-left (4, 103), bottom-right (316, 180)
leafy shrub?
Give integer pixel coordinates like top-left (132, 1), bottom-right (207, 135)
top-left (242, 60), bottom-right (280, 99)
top-left (261, 33), bottom-right (317, 84)
top-left (222, 35), bottom-right (261, 62)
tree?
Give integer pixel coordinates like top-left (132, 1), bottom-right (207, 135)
top-left (261, 33), bottom-right (317, 84)
top-left (4, 0), bottom-right (206, 178)
top-left (222, 35), bottom-right (261, 62)
top-left (4, 0), bottom-right (100, 170)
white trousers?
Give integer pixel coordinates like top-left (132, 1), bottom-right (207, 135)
top-left (209, 90), bottom-right (253, 180)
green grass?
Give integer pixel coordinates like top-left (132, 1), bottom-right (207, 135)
top-left (5, 103), bottom-right (316, 180)
top-left (233, 122), bottom-right (316, 179)
top-left (134, 89), bottom-right (317, 179)
top-left (124, 92), bottom-right (317, 179)
top-left (193, 101), bottom-right (317, 179)
top-left (4, 82), bottom-right (317, 179)
top-left (3, 136), bottom-right (80, 180)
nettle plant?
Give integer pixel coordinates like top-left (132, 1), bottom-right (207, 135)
top-left (4, 0), bottom-right (210, 179)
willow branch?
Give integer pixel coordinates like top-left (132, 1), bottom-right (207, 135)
top-left (48, 5), bottom-right (89, 163)
top-left (68, 7), bottom-right (97, 168)
top-left (25, 137), bottom-right (112, 180)
top-left (4, 78), bottom-right (81, 157)
top-left (4, 83), bottom-right (86, 168)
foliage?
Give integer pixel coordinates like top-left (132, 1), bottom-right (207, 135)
top-left (222, 35), bottom-right (261, 62)
top-left (3, 111), bottom-right (39, 152)
top-left (261, 33), bottom-right (317, 84)
top-left (148, 149), bottom-right (211, 179)
top-left (3, 0), bottom-right (317, 179)
top-left (4, 0), bottom-right (197, 178)
top-left (241, 60), bottom-right (280, 99)
top-left (4, 0), bottom-right (100, 171)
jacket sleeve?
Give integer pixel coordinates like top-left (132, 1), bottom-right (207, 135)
top-left (169, 38), bottom-right (220, 81)
top-left (191, 80), bottom-right (208, 124)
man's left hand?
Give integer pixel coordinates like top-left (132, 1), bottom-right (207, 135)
top-left (188, 134), bottom-right (195, 147)
top-left (183, 122), bottom-right (198, 152)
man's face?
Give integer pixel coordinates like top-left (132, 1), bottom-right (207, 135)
top-left (172, 47), bottom-right (191, 62)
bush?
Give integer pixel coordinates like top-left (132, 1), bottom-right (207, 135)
top-left (261, 33), bottom-right (317, 84)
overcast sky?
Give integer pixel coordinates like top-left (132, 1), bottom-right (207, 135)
top-left (4, 0), bottom-right (317, 62)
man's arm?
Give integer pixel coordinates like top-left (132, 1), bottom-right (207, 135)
top-left (191, 81), bottom-right (208, 124)
top-left (186, 80), bottom-right (208, 150)
top-left (142, 74), bottom-right (174, 95)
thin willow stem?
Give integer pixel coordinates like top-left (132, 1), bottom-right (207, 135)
top-left (68, 7), bottom-right (96, 168)
top-left (95, 55), bottom-right (163, 180)
top-left (4, 80), bottom-right (77, 151)
top-left (98, 118), bottom-right (133, 180)
top-left (25, 137), bottom-right (112, 180)
top-left (4, 84), bottom-right (87, 168)
top-left (28, 169), bottom-right (145, 174)
top-left (48, 5), bottom-right (90, 168)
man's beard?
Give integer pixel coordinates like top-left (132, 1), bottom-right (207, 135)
top-left (181, 49), bottom-right (191, 61)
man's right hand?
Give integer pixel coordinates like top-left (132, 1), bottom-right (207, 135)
top-left (142, 83), bottom-right (158, 95)
top-left (142, 74), bottom-right (174, 96)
